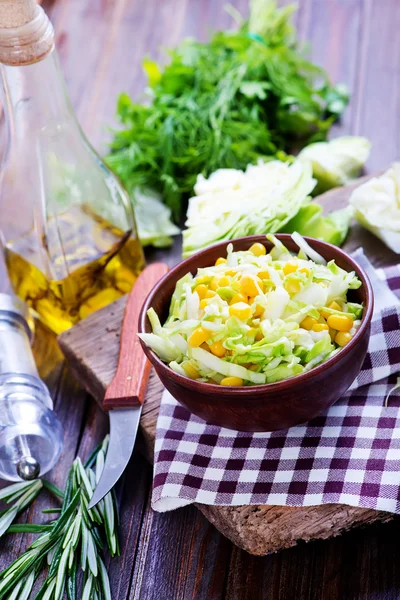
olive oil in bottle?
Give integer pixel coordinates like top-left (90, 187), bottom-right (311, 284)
top-left (0, 0), bottom-right (144, 335)
top-left (5, 204), bottom-right (144, 334)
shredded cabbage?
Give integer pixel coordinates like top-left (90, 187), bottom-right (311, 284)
top-left (139, 235), bottom-right (363, 386)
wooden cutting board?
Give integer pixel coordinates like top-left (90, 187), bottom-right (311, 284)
top-left (58, 178), bottom-right (399, 556)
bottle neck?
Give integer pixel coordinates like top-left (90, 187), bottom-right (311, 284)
top-left (0, 48), bottom-right (77, 132)
top-left (0, 3), bottom-right (53, 66)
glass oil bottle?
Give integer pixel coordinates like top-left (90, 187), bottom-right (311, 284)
top-left (0, 0), bottom-right (144, 334)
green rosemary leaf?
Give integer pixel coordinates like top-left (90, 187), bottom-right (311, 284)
top-left (62, 512), bottom-right (80, 550)
top-left (60, 468), bottom-right (74, 515)
top-left (4, 576), bottom-right (24, 600)
top-left (34, 578), bottom-right (56, 600)
top-left (95, 449), bottom-right (105, 483)
top-left (15, 570), bottom-right (35, 600)
top-left (90, 526), bottom-right (103, 551)
top-left (103, 492), bottom-right (117, 556)
top-left (111, 487), bottom-right (120, 528)
top-left (50, 490), bottom-right (80, 539)
top-left (14, 481), bottom-right (43, 510)
top-left (54, 542), bottom-right (71, 600)
top-left (7, 524), bottom-right (52, 534)
top-left (0, 551), bottom-right (39, 598)
top-left (42, 480), bottom-right (64, 500)
top-left (81, 574), bottom-right (93, 600)
top-left (0, 481), bottom-right (43, 541)
top-left (86, 528), bottom-right (98, 577)
top-left (80, 520), bottom-right (89, 572)
top-left (75, 459), bottom-right (93, 500)
top-left (98, 556), bottom-right (112, 600)
top-left (47, 539), bottom-right (63, 580)
top-left (71, 510), bottom-right (82, 550)
top-left (42, 508), bottom-right (62, 514)
top-left (83, 436), bottom-right (108, 470)
top-left (0, 435), bottom-right (119, 599)
top-left (66, 558), bottom-right (77, 600)
top-left (0, 481), bottom-right (36, 502)
top-left (0, 507), bottom-right (18, 539)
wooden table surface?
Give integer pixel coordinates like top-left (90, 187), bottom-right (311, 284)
top-left (1, 0), bottom-right (400, 598)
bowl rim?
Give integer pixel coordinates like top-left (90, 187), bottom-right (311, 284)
top-left (139, 234), bottom-right (374, 395)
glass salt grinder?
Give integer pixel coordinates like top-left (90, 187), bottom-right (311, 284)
top-left (0, 293), bottom-right (63, 481)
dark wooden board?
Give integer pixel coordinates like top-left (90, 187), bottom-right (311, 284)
top-left (1, 1), bottom-right (400, 598)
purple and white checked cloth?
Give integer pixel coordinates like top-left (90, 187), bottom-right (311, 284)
top-left (152, 251), bottom-right (400, 513)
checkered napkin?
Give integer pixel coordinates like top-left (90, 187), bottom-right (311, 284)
top-left (152, 251), bottom-right (400, 513)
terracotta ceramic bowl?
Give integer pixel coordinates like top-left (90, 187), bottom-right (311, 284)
top-left (139, 235), bottom-right (373, 432)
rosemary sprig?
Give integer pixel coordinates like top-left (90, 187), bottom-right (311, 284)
top-left (0, 436), bottom-right (119, 600)
top-left (0, 480), bottom-right (43, 539)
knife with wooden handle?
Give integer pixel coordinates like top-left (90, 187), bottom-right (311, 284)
top-left (88, 262), bottom-right (168, 508)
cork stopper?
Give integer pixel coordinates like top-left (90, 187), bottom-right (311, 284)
top-left (0, 0), bottom-right (54, 65)
top-left (0, 0), bottom-right (37, 29)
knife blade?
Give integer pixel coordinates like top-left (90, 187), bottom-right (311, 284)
top-left (88, 262), bottom-right (168, 509)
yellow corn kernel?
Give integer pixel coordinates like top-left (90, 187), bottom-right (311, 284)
top-left (327, 314), bottom-right (353, 332)
top-left (312, 323), bottom-right (329, 332)
top-left (240, 274), bottom-right (261, 297)
top-left (230, 293), bottom-right (248, 305)
top-left (220, 376), bottom-right (244, 386)
top-left (300, 316), bottom-right (318, 330)
top-left (188, 327), bottom-right (211, 347)
top-left (218, 276), bottom-right (230, 288)
top-left (193, 284), bottom-right (208, 300)
top-left (229, 302), bottom-right (252, 321)
top-left (200, 342), bottom-right (211, 351)
top-left (283, 262), bottom-right (298, 275)
top-left (209, 277), bottom-right (220, 291)
top-left (200, 298), bottom-right (210, 310)
top-left (258, 269), bottom-right (270, 280)
top-left (182, 363), bottom-right (200, 379)
top-left (284, 280), bottom-right (301, 295)
top-left (253, 303), bottom-right (265, 318)
top-left (335, 331), bottom-right (353, 347)
top-left (246, 327), bottom-right (257, 338)
top-left (215, 257), bottom-right (227, 266)
top-left (225, 269), bottom-right (237, 276)
top-left (195, 275), bottom-right (210, 285)
top-left (255, 330), bottom-right (264, 341)
top-left (205, 290), bottom-right (216, 298)
top-left (209, 341), bottom-right (226, 358)
top-left (321, 301), bottom-right (342, 319)
top-left (298, 267), bottom-right (310, 276)
top-left (329, 328), bottom-right (337, 342)
top-left (249, 242), bottom-right (266, 256)
top-left (329, 301), bottom-right (342, 311)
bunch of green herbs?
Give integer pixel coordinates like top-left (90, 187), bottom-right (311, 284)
top-left (107, 0), bottom-right (349, 220)
top-left (0, 437), bottom-right (118, 600)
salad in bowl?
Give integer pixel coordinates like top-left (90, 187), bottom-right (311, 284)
top-left (139, 234), bottom-right (363, 387)
top-left (138, 234), bottom-right (372, 431)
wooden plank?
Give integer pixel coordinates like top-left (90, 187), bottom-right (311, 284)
top-left (1, 0), bottom-right (399, 597)
top-left (58, 175), bottom-right (397, 557)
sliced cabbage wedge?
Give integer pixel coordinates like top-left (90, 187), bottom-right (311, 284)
top-left (349, 163), bottom-right (400, 253)
top-left (183, 154), bottom-right (357, 257)
top-left (139, 234), bottom-right (363, 387)
top-left (133, 188), bottom-right (180, 248)
top-left (298, 135), bottom-right (371, 194)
